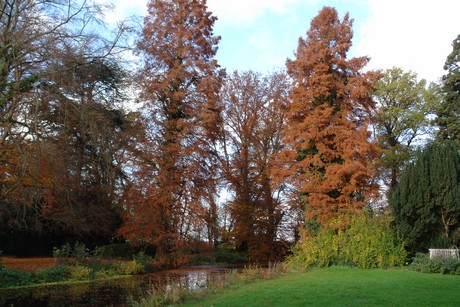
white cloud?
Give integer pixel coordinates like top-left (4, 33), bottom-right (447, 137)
top-left (100, 0), bottom-right (147, 25)
top-left (355, 0), bottom-right (460, 83)
top-left (207, 0), bottom-right (301, 26)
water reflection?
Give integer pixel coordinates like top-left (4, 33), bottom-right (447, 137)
top-left (0, 266), bottom-right (230, 306)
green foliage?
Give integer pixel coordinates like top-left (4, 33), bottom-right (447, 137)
top-left (390, 141), bottom-right (460, 253)
top-left (286, 214), bottom-right (407, 269)
top-left (35, 265), bottom-right (71, 283)
top-left (132, 251), bottom-right (153, 265)
top-left (69, 265), bottom-right (92, 281)
top-left (0, 268), bottom-right (34, 287)
top-left (436, 34), bottom-right (460, 146)
top-left (214, 243), bottom-right (248, 264)
top-left (373, 67), bottom-right (439, 188)
top-left (409, 253), bottom-right (460, 275)
top-left (118, 260), bottom-right (144, 275)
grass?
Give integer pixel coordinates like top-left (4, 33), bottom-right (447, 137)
top-left (183, 267), bottom-right (460, 306)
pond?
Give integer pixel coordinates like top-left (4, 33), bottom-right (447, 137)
top-left (0, 265), bottom-right (232, 306)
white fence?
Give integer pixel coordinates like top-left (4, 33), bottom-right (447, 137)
top-left (429, 248), bottom-right (459, 260)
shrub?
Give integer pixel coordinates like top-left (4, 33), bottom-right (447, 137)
top-left (409, 253), bottom-right (460, 274)
top-left (69, 265), bottom-right (92, 281)
top-left (133, 251), bottom-right (153, 265)
top-left (118, 261), bottom-right (144, 275)
top-left (286, 213), bottom-right (407, 270)
top-left (0, 267), bottom-right (33, 287)
top-left (35, 265), bottom-right (71, 283)
top-left (53, 242), bottom-right (90, 265)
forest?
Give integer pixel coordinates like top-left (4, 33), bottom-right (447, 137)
top-left (1, 0), bottom-right (459, 268)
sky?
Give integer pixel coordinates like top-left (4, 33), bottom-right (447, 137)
top-left (106, 0), bottom-right (460, 83)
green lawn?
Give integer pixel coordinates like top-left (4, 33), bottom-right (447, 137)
top-left (184, 267), bottom-right (460, 306)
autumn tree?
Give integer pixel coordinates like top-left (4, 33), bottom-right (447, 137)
top-left (436, 34), bottom-right (460, 146)
top-left (273, 7), bottom-right (378, 230)
top-left (220, 70), bottom-right (288, 260)
top-left (0, 0), bottom-right (135, 253)
top-left (120, 0), bottom-right (224, 265)
top-left (372, 67), bottom-right (439, 188)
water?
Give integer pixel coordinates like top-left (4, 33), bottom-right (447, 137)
top-left (0, 266), bottom-right (231, 306)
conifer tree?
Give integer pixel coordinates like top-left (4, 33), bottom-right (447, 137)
top-left (119, 0), bottom-right (224, 265)
top-left (436, 34), bottom-right (460, 147)
top-left (390, 141), bottom-right (460, 253)
top-left (273, 7), bottom-right (378, 229)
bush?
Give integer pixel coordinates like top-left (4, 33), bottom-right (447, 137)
top-left (69, 265), bottom-right (92, 281)
top-left (133, 251), bottom-right (153, 265)
top-left (118, 261), bottom-right (144, 275)
top-left (53, 242), bottom-right (90, 265)
top-left (35, 265), bottom-right (71, 283)
top-left (0, 267), bottom-right (34, 287)
top-left (286, 213), bottom-right (407, 270)
top-left (409, 253), bottom-right (460, 274)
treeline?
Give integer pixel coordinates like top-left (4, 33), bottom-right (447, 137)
top-left (0, 1), bottom-right (458, 265)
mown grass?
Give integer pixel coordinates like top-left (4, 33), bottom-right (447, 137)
top-left (183, 267), bottom-right (460, 306)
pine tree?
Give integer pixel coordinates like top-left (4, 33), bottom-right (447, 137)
top-left (273, 7), bottom-right (378, 229)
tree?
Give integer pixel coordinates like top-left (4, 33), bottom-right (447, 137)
top-left (273, 7), bottom-right (378, 229)
top-left (373, 67), bottom-right (439, 188)
top-left (220, 70), bottom-right (288, 260)
top-left (0, 0), bottom-right (135, 253)
top-left (436, 34), bottom-right (460, 146)
top-left (389, 141), bottom-right (460, 253)
top-left (119, 0), bottom-right (225, 266)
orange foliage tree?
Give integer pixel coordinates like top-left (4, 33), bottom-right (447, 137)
top-left (119, 0), bottom-right (225, 265)
top-left (272, 7), bottom-right (378, 230)
top-left (220, 70), bottom-right (289, 260)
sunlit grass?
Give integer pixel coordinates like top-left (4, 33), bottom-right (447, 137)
top-left (183, 266), bottom-right (460, 306)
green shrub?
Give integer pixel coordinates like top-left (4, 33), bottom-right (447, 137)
top-left (287, 213), bottom-right (407, 270)
top-left (0, 268), bottom-right (34, 287)
top-left (118, 261), bottom-right (144, 275)
top-left (69, 265), bottom-right (92, 281)
top-left (409, 253), bottom-right (460, 274)
top-left (35, 265), bottom-right (71, 283)
top-left (133, 251), bottom-right (153, 265)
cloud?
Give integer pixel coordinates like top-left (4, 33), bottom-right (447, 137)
top-left (100, 0), bottom-right (147, 25)
top-left (207, 0), bottom-right (302, 26)
top-left (355, 0), bottom-right (460, 83)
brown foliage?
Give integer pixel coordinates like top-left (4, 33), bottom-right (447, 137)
top-left (119, 0), bottom-right (224, 266)
top-left (272, 7), bottom-right (378, 228)
top-left (220, 70), bottom-right (289, 260)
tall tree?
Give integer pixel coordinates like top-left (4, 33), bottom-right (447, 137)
top-left (436, 34), bottom-right (460, 146)
top-left (220, 70), bottom-right (288, 260)
top-left (273, 7), bottom-right (378, 229)
top-left (390, 141), bottom-right (460, 253)
top-left (0, 0), bottom-right (133, 253)
top-left (373, 67), bottom-right (438, 189)
top-left (119, 0), bottom-right (224, 266)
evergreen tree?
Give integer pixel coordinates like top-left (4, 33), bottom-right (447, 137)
top-left (390, 141), bottom-right (460, 253)
top-left (436, 34), bottom-right (460, 146)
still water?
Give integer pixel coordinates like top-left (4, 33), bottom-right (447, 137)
top-left (0, 266), bottom-right (230, 306)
